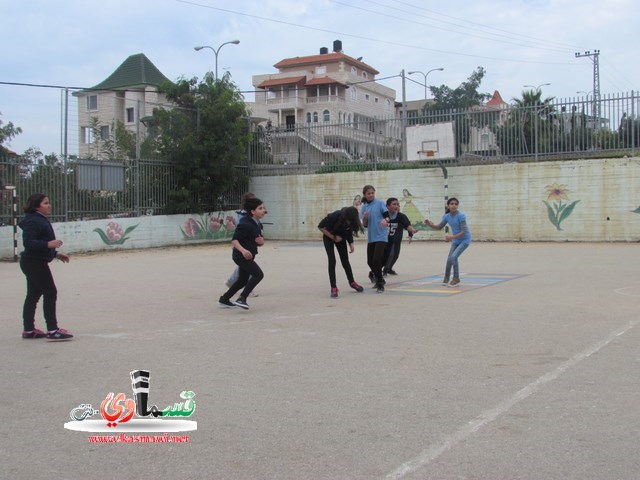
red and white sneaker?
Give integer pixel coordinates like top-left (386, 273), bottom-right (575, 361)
top-left (22, 328), bottom-right (46, 339)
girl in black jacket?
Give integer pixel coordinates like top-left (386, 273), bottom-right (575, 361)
top-left (18, 193), bottom-right (73, 341)
top-left (318, 206), bottom-right (365, 298)
top-left (219, 197), bottom-right (267, 310)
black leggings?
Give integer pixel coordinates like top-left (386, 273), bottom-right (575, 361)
top-left (223, 256), bottom-right (264, 300)
top-left (383, 240), bottom-right (402, 273)
top-left (20, 257), bottom-right (58, 331)
top-left (367, 242), bottom-right (387, 283)
top-left (323, 236), bottom-right (355, 288)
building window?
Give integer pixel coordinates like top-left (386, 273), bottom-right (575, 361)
top-left (306, 112), bottom-right (311, 123)
top-left (365, 94), bottom-right (370, 100)
top-left (126, 108), bottom-right (135, 123)
top-left (100, 125), bottom-right (109, 141)
top-left (338, 111), bottom-right (342, 123)
top-left (323, 110), bottom-right (330, 122)
top-left (362, 72), bottom-right (368, 79)
top-left (386, 99), bottom-right (391, 111)
top-left (266, 89), bottom-right (276, 100)
top-left (82, 127), bottom-right (93, 144)
top-left (351, 87), bottom-right (357, 100)
top-left (375, 97), bottom-right (379, 103)
top-left (351, 66), bottom-right (357, 74)
top-left (316, 66), bottom-right (326, 75)
top-left (287, 86), bottom-right (297, 98)
top-left (86, 95), bottom-right (98, 111)
top-left (313, 112), bottom-right (318, 123)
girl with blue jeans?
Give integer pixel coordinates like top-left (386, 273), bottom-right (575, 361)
top-left (424, 197), bottom-right (472, 287)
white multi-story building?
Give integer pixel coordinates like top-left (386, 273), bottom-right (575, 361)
top-left (73, 53), bottom-right (172, 159)
top-left (248, 40), bottom-right (399, 163)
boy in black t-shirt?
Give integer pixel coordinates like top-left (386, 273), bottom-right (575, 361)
top-left (383, 197), bottom-right (417, 276)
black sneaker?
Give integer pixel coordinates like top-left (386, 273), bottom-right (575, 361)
top-left (375, 282), bottom-right (385, 293)
top-left (46, 328), bottom-right (73, 342)
top-left (388, 269), bottom-right (398, 275)
top-left (368, 271), bottom-right (375, 283)
top-left (22, 328), bottom-right (46, 339)
top-left (218, 296), bottom-right (234, 307)
top-left (234, 298), bottom-right (249, 310)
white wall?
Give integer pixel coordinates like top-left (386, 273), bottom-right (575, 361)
top-left (252, 157), bottom-right (640, 243)
top-left (3, 157), bottom-right (639, 260)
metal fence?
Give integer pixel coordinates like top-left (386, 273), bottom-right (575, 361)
top-left (0, 157), bottom-right (248, 224)
top-left (248, 91), bottom-right (640, 175)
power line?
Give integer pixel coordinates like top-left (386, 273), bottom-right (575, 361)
top-left (175, 0), bottom-right (575, 66)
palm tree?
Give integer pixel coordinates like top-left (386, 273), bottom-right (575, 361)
top-left (512, 89), bottom-right (556, 158)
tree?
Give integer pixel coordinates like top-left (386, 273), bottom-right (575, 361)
top-left (495, 89), bottom-right (557, 157)
top-left (151, 73), bottom-right (250, 213)
top-left (427, 67), bottom-right (490, 111)
top-left (0, 112), bottom-right (23, 155)
top-left (424, 67), bottom-right (491, 155)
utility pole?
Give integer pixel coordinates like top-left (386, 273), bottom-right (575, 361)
top-left (575, 50), bottom-right (601, 130)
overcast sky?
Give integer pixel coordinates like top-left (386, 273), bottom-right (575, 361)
top-left (1, 0), bottom-right (638, 156)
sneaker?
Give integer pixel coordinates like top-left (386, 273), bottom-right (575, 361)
top-left (349, 281), bottom-right (364, 293)
top-left (442, 276), bottom-right (450, 286)
top-left (218, 296), bottom-right (234, 307)
top-left (234, 298), bottom-right (249, 310)
top-left (22, 328), bottom-right (46, 339)
top-left (46, 328), bottom-right (73, 341)
top-left (375, 282), bottom-right (385, 293)
top-left (330, 287), bottom-right (339, 298)
top-left (382, 271), bottom-right (388, 277)
top-left (388, 269), bottom-right (398, 275)
top-left (368, 271), bottom-right (375, 283)
top-left (448, 277), bottom-right (461, 287)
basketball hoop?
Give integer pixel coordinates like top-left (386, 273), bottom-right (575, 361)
top-left (417, 150), bottom-right (435, 158)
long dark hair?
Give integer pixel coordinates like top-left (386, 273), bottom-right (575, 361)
top-left (361, 185), bottom-right (375, 204)
top-left (333, 206), bottom-right (364, 236)
top-left (23, 193), bottom-right (47, 214)
top-left (243, 197), bottom-right (263, 215)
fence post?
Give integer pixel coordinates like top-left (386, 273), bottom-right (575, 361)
top-left (5, 186), bottom-right (18, 262)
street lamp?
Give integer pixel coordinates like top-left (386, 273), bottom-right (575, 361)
top-left (523, 82), bottom-right (550, 92)
top-left (194, 39), bottom-right (240, 80)
top-left (408, 68), bottom-right (444, 101)
top-left (576, 90), bottom-right (593, 97)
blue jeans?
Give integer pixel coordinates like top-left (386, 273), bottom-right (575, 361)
top-left (445, 242), bottom-right (469, 279)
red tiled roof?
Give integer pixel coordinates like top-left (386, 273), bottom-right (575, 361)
top-left (256, 76), bottom-right (306, 88)
top-left (486, 90), bottom-right (507, 106)
top-left (274, 52), bottom-right (379, 75)
top-left (305, 76), bottom-right (347, 86)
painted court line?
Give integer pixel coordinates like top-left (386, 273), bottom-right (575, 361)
top-left (384, 318), bottom-right (640, 479)
top-left (384, 273), bottom-right (527, 296)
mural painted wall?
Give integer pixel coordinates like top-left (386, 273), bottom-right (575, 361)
top-left (1, 157), bottom-right (638, 259)
top-left (251, 157), bottom-right (640, 243)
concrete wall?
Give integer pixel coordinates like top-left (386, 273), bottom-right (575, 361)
top-left (252, 157), bottom-right (640, 243)
top-left (2, 157), bottom-right (639, 259)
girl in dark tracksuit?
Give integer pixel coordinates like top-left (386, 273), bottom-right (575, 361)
top-left (19, 193), bottom-right (73, 341)
top-left (219, 197), bottom-right (267, 310)
top-left (318, 206), bottom-right (365, 298)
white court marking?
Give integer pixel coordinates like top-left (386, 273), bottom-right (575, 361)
top-left (614, 286), bottom-right (640, 297)
top-left (384, 318), bottom-right (640, 479)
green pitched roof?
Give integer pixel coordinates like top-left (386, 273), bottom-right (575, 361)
top-left (91, 53), bottom-right (171, 90)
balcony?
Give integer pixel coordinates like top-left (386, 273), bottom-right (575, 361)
top-left (306, 95), bottom-right (345, 104)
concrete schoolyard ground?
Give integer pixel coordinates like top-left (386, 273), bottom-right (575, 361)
top-left (1, 241), bottom-right (639, 480)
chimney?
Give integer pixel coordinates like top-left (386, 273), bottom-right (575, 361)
top-left (333, 40), bottom-right (343, 53)
top-left (320, 47), bottom-right (329, 55)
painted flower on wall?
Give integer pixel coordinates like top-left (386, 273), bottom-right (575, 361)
top-left (543, 183), bottom-right (580, 231)
top-left (94, 221), bottom-right (139, 245)
top-left (181, 212), bottom-right (236, 240)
